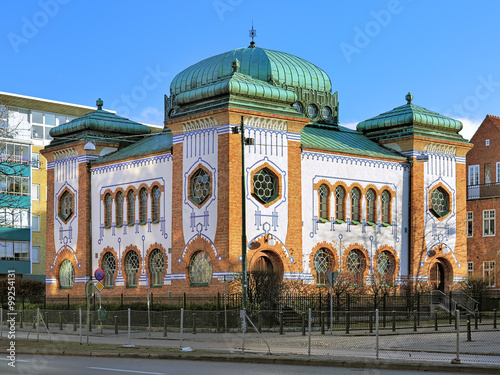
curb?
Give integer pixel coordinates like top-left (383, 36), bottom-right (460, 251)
top-left (15, 349), bottom-right (500, 374)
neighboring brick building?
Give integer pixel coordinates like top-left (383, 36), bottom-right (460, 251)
top-left (41, 43), bottom-right (471, 298)
top-left (466, 115), bottom-right (500, 290)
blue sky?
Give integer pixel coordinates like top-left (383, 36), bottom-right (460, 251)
top-left (2, 0), bottom-right (499, 140)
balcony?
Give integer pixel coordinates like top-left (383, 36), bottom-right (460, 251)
top-left (467, 183), bottom-right (500, 199)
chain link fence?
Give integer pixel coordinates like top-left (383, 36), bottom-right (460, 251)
top-left (1, 307), bottom-right (498, 365)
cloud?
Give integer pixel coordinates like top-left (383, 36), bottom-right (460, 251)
top-left (133, 106), bottom-right (163, 126)
top-left (455, 117), bottom-right (483, 141)
top-left (341, 121), bottom-right (359, 130)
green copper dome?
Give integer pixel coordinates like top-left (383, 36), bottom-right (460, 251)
top-left (357, 93), bottom-right (463, 133)
top-left (170, 47), bottom-right (332, 96)
top-left (50, 99), bottom-right (151, 138)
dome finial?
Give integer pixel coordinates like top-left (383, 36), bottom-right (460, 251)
top-left (405, 92), bottom-right (413, 104)
top-left (248, 21), bottom-right (256, 48)
top-left (96, 98), bottom-right (103, 110)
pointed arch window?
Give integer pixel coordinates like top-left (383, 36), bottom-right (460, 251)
top-left (59, 260), bottom-right (75, 288)
top-left (149, 248), bottom-right (165, 286)
top-left (116, 191), bottom-right (124, 227)
top-left (189, 251), bottom-right (212, 286)
top-left (125, 251), bottom-right (139, 287)
top-left (381, 190), bottom-right (391, 225)
top-left (104, 193), bottom-right (112, 228)
top-left (377, 250), bottom-right (395, 286)
top-left (351, 188), bottom-right (361, 223)
top-left (335, 186), bottom-right (345, 222)
top-left (366, 189), bottom-right (376, 224)
top-left (152, 186), bottom-right (161, 223)
top-left (127, 190), bottom-right (135, 225)
top-left (314, 248), bottom-right (333, 285)
top-left (318, 184), bottom-right (329, 221)
top-left (139, 188), bottom-right (148, 224)
top-left (102, 252), bottom-right (116, 287)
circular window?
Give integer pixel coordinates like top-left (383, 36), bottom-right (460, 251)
top-left (321, 106), bottom-right (332, 121)
top-left (292, 101), bottom-right (304, 114)
top-left (430, 187), bottom-right (450, 218)
top-left (253, 168), bottom-right (279, 204)
top-left (307, 104), bottom-right (318, 119)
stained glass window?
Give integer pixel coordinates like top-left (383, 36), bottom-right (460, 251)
top-left (381, 190), bottom-right (390, 224)
top-left (366, 189), bottom-right (375, 223)
top-left (125, 251), bottom-right (139, 287)
top-left (253, 168), bottom-right (278, 204)
top-left (105, 193), bottom-right (112, 227)
top-left (189, 169), bottom-right (210, 205)
top-left (335, 186), bottom-right (345, 221)
top-left (103, 252), bottom-right (116, 287)
top-left (127, 190), bottom-right (135, 225)
top-left (319, 184), bottom-right (329, 220)
top-left (59, 259), bottom-right (74, 288)
top-left (149, 248), bottom-right (164, 286)
top-left (140, 188), bottom-right (148, 223)
top-left (59, 191), bottom-right (73, 221)
top-left (314, 248), bottom-right (333, 285)
top-left (189, 251), bottom-right (212, 285)
top-left (351, 188), bottom-right (361, 222)
top-left (152, 186), bottom-right (160, 222)
top-left (116, 191), bottom-right (124, 226)
top-left (346, 250), bottom-right (365, 284)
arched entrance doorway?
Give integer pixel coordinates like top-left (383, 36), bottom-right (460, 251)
top-left (248, 250), bottom-right (284, 308)
top-left (429, 258), bottom-right (453, 292)
top-left (250, 250), bottom-right (284, 277)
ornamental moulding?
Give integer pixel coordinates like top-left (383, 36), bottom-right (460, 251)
top-left (424, 143), bottom-right (457, 155)
top-left (246, 116), bottom-right (287, 132)
top-left (182, 117), bottom-right (218, 132)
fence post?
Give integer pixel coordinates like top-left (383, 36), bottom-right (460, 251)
top-left (180, 308), bottom-right (184, 349)
top-left (417, 292), bottom-right (421, 325)
top-left (163, 315), bottom-right (167, 337)
top-left (452, 309), bottom-right (461, 364)
top-left (308, 308), bottom-right (312, 357)
top-left (183, 293), bottom-right (186, 310)
top-left (216, 311), bottom-right (220, 333)
top-left (413, 310), bottom-right (417, 332)
top-left (375, 309), bottom-right (379, 360)
top-left (474, 309), bottom-right (479, 330)
top-left (114, 316), bottom-right (118, 334)
top-left (448, 291), bottom-right (453, 324)
top-left (321, 311), bottom-right (325, 334)
top-left (392, 310), bottom-right (396, 332)
top-left (36, 308), bottom-right (40, 341)
top-left (257, 310), bottom-right (262, 332)
top-left (44, 311), bottom-right (49, 330)
top-left (128, 308), bottom-right (131, 346)
top-left (121, 293), bottom-right (123, 310)
top-left (73, 312), bottom-right (77, 332)
top-left (0, 308), bottom-right (2, 339)
top-left (494, 309), bottom-right (497, 329)
top-left (345, 309), bottom-right (350, 334)
top-left (369, 311), bottom-right (373, 333)
top-left (79, 308), bottom-right (82, 345)
top-left (434, 310), bottom-right (438, 331)
top-left (59, 312), bottom-right (63, 331)
top-left (466, 313), bottom-right (471, 341)
top-left (192, 313), bottom-right (197, 334)
top-left (20, 310), bottom-right (23, 329)
top-left (301, 312), bottom-right (306, 336)
top-left (382, 294), bottom-right (387, 327)
top-left (279, 310), bottom-right (283, 335)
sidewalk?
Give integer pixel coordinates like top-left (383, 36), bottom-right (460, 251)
top-left (1, 326), bottom-right (499, 374)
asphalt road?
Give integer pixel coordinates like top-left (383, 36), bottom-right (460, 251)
top-left (0, 355), bottom-right (478, 375)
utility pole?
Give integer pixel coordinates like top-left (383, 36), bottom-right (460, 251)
top-left (241, 115), bottom-right (247, 311)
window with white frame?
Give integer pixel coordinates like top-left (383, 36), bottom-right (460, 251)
top-left (467, 262), bottom-right (473, 278)
top-left (31, 153), bottom-right (40, 169)
top-left (468, 165), bottom-right (479, 186)
top-left (32, 215), bottom-right (40, 232)
top-left (486, 139), bottom-right (490, 146)
top-left (467, 212), bottom-right (473, 237)
top-left (32, 184), bottom-right (40, 200)
top-left (483, 210), bottom-right (495, 236)
top-left (483, 261), bottom-right (496, 287)
top-left (32, 246), bottom-right (40, 263)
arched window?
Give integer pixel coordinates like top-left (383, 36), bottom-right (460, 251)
top-left (152, 186), bottom-right (161, 222)
top-left (189, 251), bottom-right (212, 286)
top-left (127, 190), bottom-right (135, 225)
top-left (381, 190), bottom-right (391, 225)
top-left (149, 248), bottom-right (164, 286)
top-left (59, 259), bottom-right (74, 288)
top-left (104, 193), bottom-right (112, 227)
top-left (116, 191), bottom-right (124, 226)
top-left (366, 189), bottom-right (376, 224)
top-left (351, 188), bottom-right (361, 222)
top-left (377, 250), bottom-right (395, 286)
top-left (335, 186), bottom-right (345, 221)
top-left (125, 251), bottom-right (139, 287)
top-left (253, 168), bottom-right (279, 204)
top-left (319, 184), bottom-right (329, 221)
top-left (102, 252), bottom-right (116, 287)
top-left (139, 188), bottom-right (148, 223)
top-left (314, 248), bottom-right (333, 285)
top-left (346, 249), bottom-right (365, 285)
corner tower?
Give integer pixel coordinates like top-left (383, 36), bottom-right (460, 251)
top-left (357, 93), bottom-right (472, 291)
